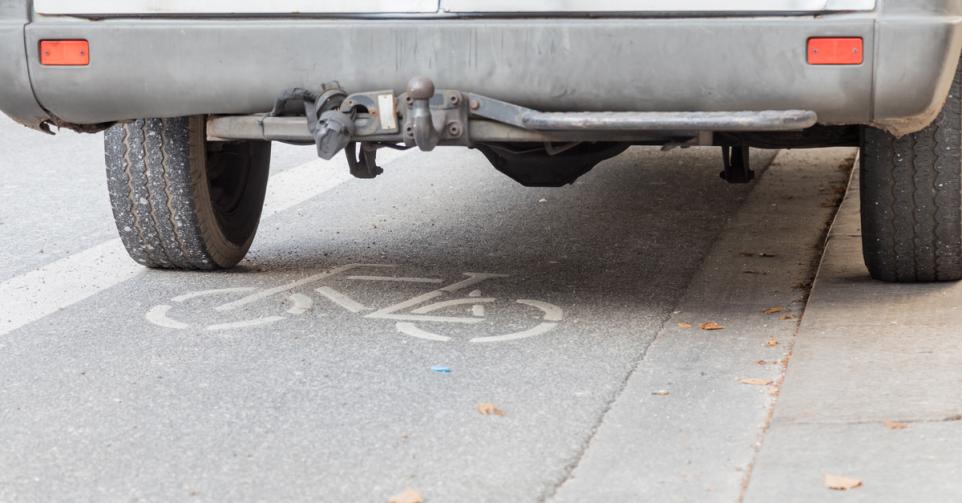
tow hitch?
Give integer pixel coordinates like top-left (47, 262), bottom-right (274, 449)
top-left (211, 77), bottom-right (818, 186)
top-left (268, 85), bottom-right (384, 178)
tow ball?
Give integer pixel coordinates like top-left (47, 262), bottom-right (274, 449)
top-left (404, 76), bottom-right (466, 152)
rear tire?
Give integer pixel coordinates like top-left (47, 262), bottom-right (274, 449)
top-left (860, 56), bottom-right (962, 282)
top-left (105, 117), bottom-right (271, 270)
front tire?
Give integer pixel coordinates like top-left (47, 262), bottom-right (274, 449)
top-left (105, 117), bottom-right (271, 270)
top-left (859, 59), bottom-right (962, 282)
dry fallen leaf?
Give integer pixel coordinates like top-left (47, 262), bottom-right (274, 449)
top-left (739, 378), bottom-right (773, 386)
top-left (767, 337), bottom-right (779, 348)
top-left (763, 307), bottom-right (785, 315)
top-left (883, 420), bottom-right (909, 430)
top-left (700, 322), bottom-right (724, 331)
top-left (652, 390), bottom-right (670, 396)
top-left (475, 403), bottom-right (505, 416)
top-left (388, 488), bottom-right (423, 503)
top-left (824, 474), bottom-right (863, 491)
top-left (780, 314), bottom-right (795, 321)
top-left (677, 322), bottom-right (693, 329)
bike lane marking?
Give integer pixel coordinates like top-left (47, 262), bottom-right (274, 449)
top-left (144, 304), bottom-right (190, 330)
top-left (213, 264), bottom-right (385, 312)
top-left (346, 276), bottom-right (444, 284)
top-left (315, 286), bottom-right (369, 313)
top-left (365, 273), bottom-right (510, 324)
top-left (145, 266), bottom-right (568, 343)
top-left (516, 299), bottom-right (564, 322)
top-left (470, 322), bottom-right (558, 344)
top-left (365, 290), bottom-right (482, 324)
top-left (172, 287), bottom-right (258, 302)
top-left (439, 273), bottom-right (509, 292)
top-left (285, 293), bottom-right (314, 315)
top-left (395, 322), bottom-right (453, 342)
top-left (206, 316), bottom-right (288, 332)
top-left (409, 297), bottom-right (496, 314)
top-left (392, 297), bottom-right (563, 343)
top-left (0, 150), bottom-right (411, 338)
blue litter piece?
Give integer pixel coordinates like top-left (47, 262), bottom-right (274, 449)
top-left (431, 365), bottom-right (452, 374)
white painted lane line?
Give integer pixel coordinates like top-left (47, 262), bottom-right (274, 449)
top-left (0, 239), bottom-right (141, 337)
top-left (261, 159), bottom-right (352, 219)
top-left (0, 149), bottom-right (413, 337)
top-left (260, 147), bottom-right (405, 218)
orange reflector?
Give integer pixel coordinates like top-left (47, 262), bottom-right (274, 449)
top-left (807, 37), bottom-right (863, 65)
top-left (40, 40), bottom-right (89, 66)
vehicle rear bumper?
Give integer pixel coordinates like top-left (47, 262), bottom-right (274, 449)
top-left (0, 23), bottom-right (48, 130)
top-left (4, 11), bottom-right (962, 135)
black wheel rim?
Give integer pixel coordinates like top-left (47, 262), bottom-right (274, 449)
top-left (205, 141), bottom-right (270, 245)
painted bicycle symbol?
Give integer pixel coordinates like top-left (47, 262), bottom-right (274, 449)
top-left (145, 264), bottom-right (563, 343)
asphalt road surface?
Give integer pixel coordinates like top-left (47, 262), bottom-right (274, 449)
top-left (0, 115), bottom-right (860, 502)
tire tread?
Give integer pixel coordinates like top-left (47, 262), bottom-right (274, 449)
top-left (105, 118), bottom-right (269, 269)
top-left (861, 57), bottom-right (962, 282)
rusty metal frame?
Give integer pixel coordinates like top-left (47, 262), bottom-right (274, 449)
top-left (208, 89), bottom-right (817, 145)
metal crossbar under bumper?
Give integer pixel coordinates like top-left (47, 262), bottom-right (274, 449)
top-left (519, 110), bottom-right (817, 131)
top-left (208, 109), bottom-right (817, 144)
top-left (209, 83), bottom-right (823, 185)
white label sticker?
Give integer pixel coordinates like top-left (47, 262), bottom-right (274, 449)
top-left (377, 94), bottom-right (398, 131)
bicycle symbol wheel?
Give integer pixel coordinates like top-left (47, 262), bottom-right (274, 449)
top-left (394, 295), bottom-right (563, 343)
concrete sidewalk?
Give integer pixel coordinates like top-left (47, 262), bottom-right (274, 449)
top-left (744, 167), bottom-right (962, 501)
top-left (551, 148), bottom-right (855, 502)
